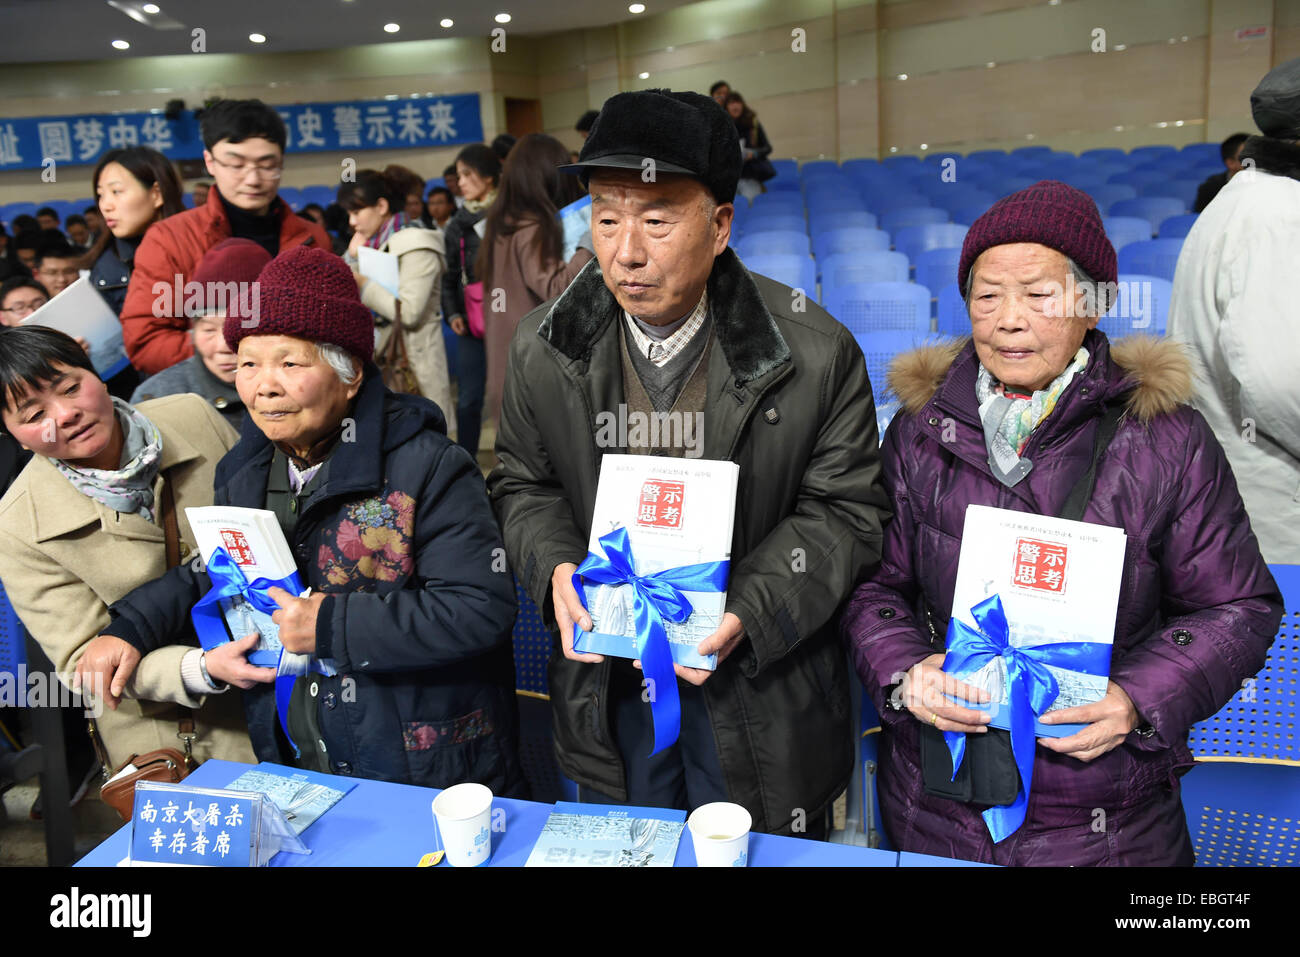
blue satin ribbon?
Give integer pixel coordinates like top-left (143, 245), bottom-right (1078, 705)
top-left (941, 594), bottom-right (1111, 843)
top-left (190, 546), bottom-right (314, 755)
top-left (572, 526), bottom-right (730, 755)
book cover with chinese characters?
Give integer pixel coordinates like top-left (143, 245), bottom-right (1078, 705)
top-left (573, 454), bottom-right (740, 670)
top-left (946, 504), bottom-right (1127, 738)
top-left (524, 803), bottom-right (686, 867)
top-left (185, 507), bottom-right (301, 667)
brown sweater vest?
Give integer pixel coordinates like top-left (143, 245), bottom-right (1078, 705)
top-left (618, 321), bottom-right (710, 458)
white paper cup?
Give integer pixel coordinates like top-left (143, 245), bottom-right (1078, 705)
top-left (432, 782), bottom-right (493, 867)
top-left (687, 802), bottom-right (752, 867)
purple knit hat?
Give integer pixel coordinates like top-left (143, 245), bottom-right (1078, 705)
top-left (957, 180), bottom-right (1117, 293)
top-left (224, 245), bottom-right (375, 363)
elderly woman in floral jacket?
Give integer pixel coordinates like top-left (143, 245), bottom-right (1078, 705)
top-left (78, 246), bottom-right (524, 796)
top-left (842, 182), bottom-right (1281, 866)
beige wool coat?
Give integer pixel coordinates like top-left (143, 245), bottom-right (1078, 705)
top-left (361, 224), bottom-right (457, 436)
top-left (0, 394), bottom-right (256, 770)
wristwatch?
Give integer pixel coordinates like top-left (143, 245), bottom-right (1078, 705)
top-left (198, 651), bottom-right (230, 693)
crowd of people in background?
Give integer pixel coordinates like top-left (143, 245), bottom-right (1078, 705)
top-left (0, 62), bottom-right (1294, 868)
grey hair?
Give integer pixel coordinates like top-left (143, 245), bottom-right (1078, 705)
top-left (962, 255), bottom-right (1110, 317)
top-left (315, 342), bottom-right (362, 385)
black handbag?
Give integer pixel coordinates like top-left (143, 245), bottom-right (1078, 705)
top-left (748, 157), bottom-right (777, 182)
top-left (919, 401), bottom-right (1126, 805)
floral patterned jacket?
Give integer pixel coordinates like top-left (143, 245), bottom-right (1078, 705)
top-left (104, 365), bottom-right (524, 795)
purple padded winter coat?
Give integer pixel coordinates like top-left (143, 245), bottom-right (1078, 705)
top-left (842, 331), bottom-right (1282, 866)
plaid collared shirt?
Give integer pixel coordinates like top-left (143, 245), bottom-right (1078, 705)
top-left (622, 290), bottom-right (709, 368)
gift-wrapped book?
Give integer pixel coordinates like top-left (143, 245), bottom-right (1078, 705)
top-left (944, 504), bottom-right (1128, 738)
top-left (184, 506), bottom-right (303, 667)
top-left (572, 454), bottom-right (739, 671)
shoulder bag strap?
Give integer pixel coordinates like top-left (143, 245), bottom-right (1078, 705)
top-left (158, 474), bottom-right (197, 766)
top-left (1057, 401), bottom-right (1127, 523)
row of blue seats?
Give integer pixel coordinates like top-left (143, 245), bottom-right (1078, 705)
top-left (734, 221), bottom-right (1185, 284)
top-left (736, 187), bottom-right (1197, 236)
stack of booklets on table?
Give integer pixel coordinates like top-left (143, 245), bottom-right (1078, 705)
top-left (226, 763), bottom-right (356, 836)
top-left (525, 803), bottom-right (686, 867)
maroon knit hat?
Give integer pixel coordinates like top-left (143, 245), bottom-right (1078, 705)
top-left (224, 245), bottom-right (374, 363)
top-left (189, 238), bottom-right (271, 324)
top-left (957, 180), bottom-right (1117, 293)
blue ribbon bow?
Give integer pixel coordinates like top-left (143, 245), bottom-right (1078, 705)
top-left (191, 546), bottom-right (314, 755)
top-left (572, 526), bottom-right (730, 755)
top-left (941, 594), bottom-right (1111, 843)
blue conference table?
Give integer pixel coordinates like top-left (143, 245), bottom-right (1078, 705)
top-left (76, 760), bottom-right (903, 867)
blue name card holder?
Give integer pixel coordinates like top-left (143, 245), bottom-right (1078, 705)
top-left (125, 780), bottom-right (310, 867)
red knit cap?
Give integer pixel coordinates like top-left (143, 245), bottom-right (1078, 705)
top-left (190, 238), bottom-right (271, 324)
top-left (957, 180), bottom-right (1117, 294)
top-left (224, 245), bottom-right (374, 363)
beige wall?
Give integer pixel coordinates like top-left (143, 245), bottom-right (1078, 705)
top-left (1, 0), bottom-right (1296, 206)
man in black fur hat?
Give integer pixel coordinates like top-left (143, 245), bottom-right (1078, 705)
top-left (1169, 58), bottom-right (1300, 564)
top-left (488, 89), bottom-right (888, 837)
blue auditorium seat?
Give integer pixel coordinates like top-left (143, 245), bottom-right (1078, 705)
top-left (1117, 239), bottom-right (1184, 283)
top-left (1182, 564), bottom-right (1300, 866)
top-left (936, 283), bottom-right (969, 336)
top-left (892, 223), bottom-right (968, 267)
top-left (914, 247), bottom-right (962, 313)
top-left (812, 226), bottom-right (891, 262)
top-left (736, 230), bottom-right (812, 259)
top-left (819, 250), bottom-right (909, 292)
top-left (880, 206), bottom-right (948, 236)
top-left (807, 209), bottom-right (878, 234)
top-left (1110, 196), bottom-right (1186, 234)
top-left (740, 212), bottom-right (807, 235)
top-left (1097, 273), bottom-right (1171, 337)
top-left (1103, 215), bottom-right (1155, 252)
top-left (1157, 213), bottom-right (1198, 239)
top-left (739, 252), bottom-right (816, 296)
top-left (823, 281), bottom-right (931, 336)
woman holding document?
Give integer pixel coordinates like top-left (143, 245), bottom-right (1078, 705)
top-left (77, 247), bottom-right (525, 796)
top-left (338, 168), bottom-right (454, 434)
top-left (842, 182), bottom-right (1282, 866)
top-left (0, 325), bottom-right (258, 781)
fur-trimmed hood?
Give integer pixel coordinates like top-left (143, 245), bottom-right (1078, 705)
top-left (887, 332), bottom-right (1194, 423)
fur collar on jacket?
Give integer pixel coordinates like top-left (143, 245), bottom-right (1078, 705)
top-left (1239, 135), bottom-right (1300, 181)
top-left (537, 247), bottom-right (791, 383)
top-left (888, 334), bottom-right (1194, 424)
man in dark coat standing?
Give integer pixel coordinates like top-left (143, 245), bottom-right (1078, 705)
top-left (487, 89), bottom-right (889, 836)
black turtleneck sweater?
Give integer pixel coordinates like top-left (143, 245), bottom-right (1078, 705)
top-left (217, 188), bottom-right (283, 257)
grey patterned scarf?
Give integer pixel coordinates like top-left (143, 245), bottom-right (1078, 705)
top-left (54, 397), bottom-right (163, 521)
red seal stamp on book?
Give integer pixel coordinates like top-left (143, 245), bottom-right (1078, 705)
top-left (1010, 538), bottom-right (1068, 594)
top-left (219, 529), bottom-right (256, 565)
top-left (636, 480), bottom-right (685, 530)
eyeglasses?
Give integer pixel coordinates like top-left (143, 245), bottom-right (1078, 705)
top-left (1, 299), bottom-right (46, 316)
top-left (208, 155), bottom-right (283, 180)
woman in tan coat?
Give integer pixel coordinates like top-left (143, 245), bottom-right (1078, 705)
top-left (0, 326), bottom-right (260, 776)
top-left (478, 133), bottom-right (594, 423)
top-left (340, 169), bottom-right (456, 436)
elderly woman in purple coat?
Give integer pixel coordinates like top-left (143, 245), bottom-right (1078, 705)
top-left (842, 181), bottom-right (1282, 866)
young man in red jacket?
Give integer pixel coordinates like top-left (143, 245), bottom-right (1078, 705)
top-left (121, 99), bottom-right (331, 376)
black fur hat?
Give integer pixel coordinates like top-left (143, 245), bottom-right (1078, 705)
top-left (1252, 57), bottom-right (1300, 139)
top-left (560, 88), bottom-right (742, 204)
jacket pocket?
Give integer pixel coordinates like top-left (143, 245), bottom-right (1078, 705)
top-left (401, 708), bottom-right (498, 788)
top-left (806, 638), bottom-right (849, 720)
top-left (914, 521), bottom-right (963, 626)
